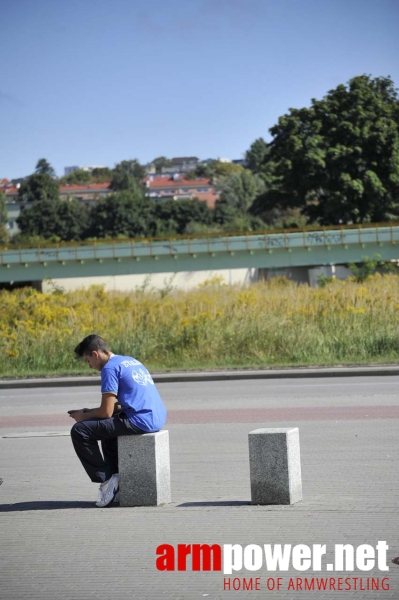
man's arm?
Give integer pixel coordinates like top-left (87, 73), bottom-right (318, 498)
top-left (69, 393), bottom-right (117, 422)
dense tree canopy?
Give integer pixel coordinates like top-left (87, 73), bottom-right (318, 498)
top-left (0, 191), bottom-right (9, 243)
top-left (185, 162), bottom-right (213, 179)
top-left (18, 159), bottom-right (59, 204)
top-left (245, 138), bottom-right (269, 174)
top-left (17, 198), bottom-right (88, 241)
top-left (87, 189), bottom-right (154, 239)
top-left (252, 75), bottom-right (399, 225)
top-left (10, 74), bottom-right (399, 247)
top-left (212, 161), bottom-right (244, 178)
top-left (213, 202), bottom-right (265, 233)
top-left (216, 170), bottom-right (265, 212)
top-left (54, 198), bottom-right (90, 240)
top-left (59, 167), bottom-right (113, 185)
top-left (35, 158), bottom-right (56, 177)
top-left (151, 156), bottom-right (172, 173)
top-left (185, 160), bottom-right (244, 181)
top-left (91, 167), bottom-right (113, 182)
top-left (153, 198), bottom-right (213, 236)
top-left (59, 170), bottom-right (92, 185)
top-left (111, 160), bottom-right (146, 191)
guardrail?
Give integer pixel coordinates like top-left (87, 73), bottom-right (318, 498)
top-left (1, 224), bottom-right (398, 267)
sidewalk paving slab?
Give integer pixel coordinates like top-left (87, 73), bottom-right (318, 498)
top-left (1, 379), bottom-right (398, 599)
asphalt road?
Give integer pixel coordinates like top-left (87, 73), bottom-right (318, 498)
top-left (2, 375), bottom-right (399, 415)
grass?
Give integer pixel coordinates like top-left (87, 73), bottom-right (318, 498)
top-left (1, 274), bottom-right (399, 378)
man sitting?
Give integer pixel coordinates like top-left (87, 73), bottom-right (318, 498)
top-left (69, 334), bottom-right (167, 507)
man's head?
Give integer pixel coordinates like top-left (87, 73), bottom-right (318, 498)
top-left (74, 334), bottom-right (112, 371)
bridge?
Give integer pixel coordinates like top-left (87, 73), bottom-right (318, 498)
top-left (1, 224), bottom-right (398, 283)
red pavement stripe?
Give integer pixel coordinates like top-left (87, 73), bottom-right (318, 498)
top-left (1, 405), bottom-right (399, 428)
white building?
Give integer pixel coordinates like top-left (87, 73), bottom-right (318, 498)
top-left (161, 157), bottom-right (199, 174)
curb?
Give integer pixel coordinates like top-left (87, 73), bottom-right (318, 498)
top-left (1, 366), bottom-right (399, 389)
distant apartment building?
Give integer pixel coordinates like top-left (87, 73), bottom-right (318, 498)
top-left (144, 175), bottom-right (219, 208)
top-left (59, 182), bottom-right (111, 205)
top-left (1, 179), bottom-right (20, 233)
top-left (144, 163), bottom-right (156, 175)
top-left (161, 156), bottom-right (199, 174)
top-left (0, 179), bottom-right (112, 205)
top-left (5, 202), bottom-right (20, 234)
top-left (197, 157), bottom-right (247, 166)
top-left (1, 178), bottom-right (19, 207)
top-left (0, 178), bottom-right (18, 194)
top-left (1, 179), bottom-right (113, 235)
top-left (145, 156), bottom-right (246, 175)
top-left (1, 173), bottom-right (220, 236)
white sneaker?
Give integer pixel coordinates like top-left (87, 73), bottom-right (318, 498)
top-left (96, 474), bottom-right (119, 507)
top-left (97, 480), bottom-right (107, 503)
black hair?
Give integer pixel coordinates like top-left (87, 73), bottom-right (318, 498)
top-left (74, 334), bottom-right (110, 358)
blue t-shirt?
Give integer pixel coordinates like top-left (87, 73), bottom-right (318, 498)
top-left (101, 355), bottom-right (167, 433)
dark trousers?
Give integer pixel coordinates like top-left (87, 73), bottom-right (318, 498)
top-left (71, 412), bottom-right (144, 483)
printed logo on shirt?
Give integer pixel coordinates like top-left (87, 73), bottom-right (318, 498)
top-left (132, 368), bottom-right (155, 386)
top-left (121, 359), bottom-right (141, 367)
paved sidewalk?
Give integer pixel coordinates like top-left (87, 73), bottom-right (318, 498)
top-left (1, 377), bottom-right (398, 599)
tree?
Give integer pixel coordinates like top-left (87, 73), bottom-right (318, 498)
top-left (186, 161), bottom-right (245, 181)
top-left (87, 189), bottom-right (154, 239)
top-left (59, 170), bottom-right (92, 185)
top-left (58, 167), bottom-right (113, 185)
top-left (152, 156), bottom-right (172, 173)
top-left (111, 160), bottom-right (146, 191)
top-left (18, 159), bottom-right (59, 204)
top-left (153, 198), bottom-right (213, 236)
top-left (245, 138), bottom-right (269, 173)
top-left (35, 158), bottom-right (56, 177)
top-left (54, 198), bottom-right (90, 240)
top-left (216, 170), bottom-right (265, 212)
top-left (249, 203), bottom-right (308, 229)
top-left (184, 221), bottom-right (221, 235)
top-left (191, 162), bottom-right (214, 179)
top-left (0, 191), bottom-right (9, 243)
top-left (213, 202), bottom-right (266, 232)
top-left (91, 167), bottom-right (112, 183)
top-left (253, 75), bottom-right (399, 225)
top-left (212, 161), bottom-right (244, 178)
top-left (17, 198), bottom-right (89, 241)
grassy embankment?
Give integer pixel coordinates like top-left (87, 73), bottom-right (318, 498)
top-left (1, 274), bottom-right (399, 378)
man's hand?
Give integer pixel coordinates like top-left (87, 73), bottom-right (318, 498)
top-left (68, 394), bottom-right (117, 422)
top-left (68, 409), bottom-right (90, 423)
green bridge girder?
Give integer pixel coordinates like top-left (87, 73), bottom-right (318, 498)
top-left (1, 225), bottom-right (399, 283)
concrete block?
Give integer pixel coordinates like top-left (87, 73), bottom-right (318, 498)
top-left (248, 427), bottom-right (302, 505)
top-left (118, 430), bottom-right (171, 506)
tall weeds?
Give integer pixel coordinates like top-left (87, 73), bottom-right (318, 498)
top-left (1, 274), bottom-right (398, 376)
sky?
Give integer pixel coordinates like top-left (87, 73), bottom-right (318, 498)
top-left (1, 0), bottom-right (398, 179)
